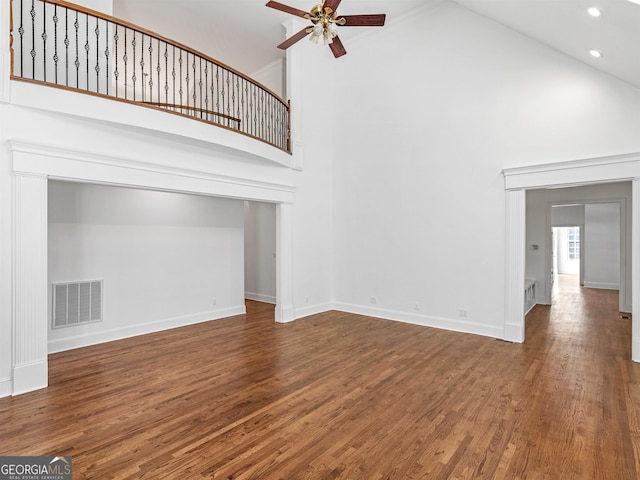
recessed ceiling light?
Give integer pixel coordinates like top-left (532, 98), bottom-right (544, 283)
top-left (589, 49), bottom-right (602, 58)
top-left (627, 0), bottom-right (640, 5)
top-left (587, 7), bottom-right (601, 17)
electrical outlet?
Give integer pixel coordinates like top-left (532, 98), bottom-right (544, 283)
top-left (370, 296), bottom-right (377, 305)
top-left (459, 308), bottom-right (468, 318)
top-left (414, 302), bottom-right (420, 311)
top-left (305, 296), bottom-right (309, 303)
top-left (213, 298), bottom-right (217, 306)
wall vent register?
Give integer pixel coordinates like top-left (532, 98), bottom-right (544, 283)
top-left (52, 280), bottom-right (103, 328)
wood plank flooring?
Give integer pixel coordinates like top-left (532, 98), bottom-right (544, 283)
top-left (1, 281), bottom-right (638, 479)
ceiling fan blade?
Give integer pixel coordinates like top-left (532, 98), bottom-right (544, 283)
top-left (277, 27), bottom-right (311, 50)
top-left (340, 14), bottom-right (386, 27)
top-left (329, 36), bottom-right (347, 58)
top-left (323, 0), bottom-right (342, 13)
top-left (266, 1), bottom-right (309, 18)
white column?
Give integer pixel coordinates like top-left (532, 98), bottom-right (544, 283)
top-left (275, 202), bottom-right (294, 323)
top-left (632, 178), bottom-right (640, 362)
top-left (504, 189), bottom-right (526, 342)
top-left (12, 173), bottom-right (48, 394)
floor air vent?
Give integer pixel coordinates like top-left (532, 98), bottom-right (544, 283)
top-left (52, 280), bottom-right (103, 328)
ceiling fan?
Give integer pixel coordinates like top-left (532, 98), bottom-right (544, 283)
top-left (266, 0), bottom-right (386, 58)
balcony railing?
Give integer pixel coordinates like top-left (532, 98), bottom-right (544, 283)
top-left (10, 0), bottom-right (291, 152)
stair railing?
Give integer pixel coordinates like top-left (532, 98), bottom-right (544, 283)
top-left (10, 0), bottom-right (291, 152)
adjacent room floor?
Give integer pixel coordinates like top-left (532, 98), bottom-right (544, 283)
top-left (0, 286), bottom-right (638, 479)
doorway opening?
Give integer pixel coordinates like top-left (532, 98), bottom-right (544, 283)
top-left (244, 201), bottom-right (277, 307)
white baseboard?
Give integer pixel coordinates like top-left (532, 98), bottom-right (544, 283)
top-left (0, 377), bottom-right (13, 398)
top-left (503, 322), bottom-right (524, 343)
top-left (332, 302), bottom-right (503, 339)
top-left (633, 337), bottom-right (640, 364)
top-left (294, 302), bottom-right (333, 320)
top-left (245, 292), bottom-right (276, 304)
top-left (48, 306), bottom-right (246, 354)
top-left (13, 360), bottom-right (48, 395)
top-left (583, 282), bottom-right (619, 290)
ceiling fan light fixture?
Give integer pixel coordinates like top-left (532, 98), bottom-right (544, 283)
top-left (309, 22), bottom-right (324, 43)
top-left (266, 1), bottom-right (386, 58)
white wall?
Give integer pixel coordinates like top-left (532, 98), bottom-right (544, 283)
top-left (584, 203), bottom-right (620, 289)
top-left (48, 181), bottom-right (245, 352)
top-left (251, 60), bottom-right (285, 99)
top-left (244, 201), bottom-right (276, 303)
top-left (331, 1), bottom-right (640, 336)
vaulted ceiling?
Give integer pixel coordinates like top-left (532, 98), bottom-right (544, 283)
top-left (113, 0), bottom-right (640, 88)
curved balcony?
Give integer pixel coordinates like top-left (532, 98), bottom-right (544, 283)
top-left (10, 0), bottom-right (291, 154)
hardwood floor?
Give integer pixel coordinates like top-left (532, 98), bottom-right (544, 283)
top-left (0, 288), bottom-right (638, 479)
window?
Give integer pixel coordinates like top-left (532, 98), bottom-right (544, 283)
top-left (568, 227), bottom-right (580, 260)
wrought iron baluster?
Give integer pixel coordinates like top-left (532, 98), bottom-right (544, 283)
top-left (64, 7), bottom-right (69, 86)
top-left (192, 55), bottom-right (197, 117)
top-left (104, 21), bottom-right (109, 95)
top-left (140, 33), bottom-right (144, 101)
top-left (41, 0), bottom-right (46, 82)
top-left (172, 45), bottom-right (176, 108)
top-left (74, 10), bottom-right (79, 88)
top-left (114, 25), bottom-right (119, 97)
top-left (157, 39), bottom-right (161, 103)
top-left (198, 57), bottom-right (202, 119)
top-left (178, 49), bottom-right (183, 113)
top-left (53, 4), bottom-right (58, 84)
top-left (123, 28), bottom-right (128, 99)
top-left (94, 16), bottom-right (99, 92)
top-left (216, 64), bottom-right (220, 125)
top-left (164, 42), bottom-right (169, 105)
top-left (132, 30), bottom-right (136, 101)
top-left (30, 0), bottom-right (35, 79)
top-left (18, 0), bottom-right (24, 76)
top-left (204, 61), bottom-right (209, 122)
top-left (84, 14), bottom-right (89, 90)
top-left (235, 77), bottom-right (240, 132)
top-left (147, 34), bottom-right (153, 103)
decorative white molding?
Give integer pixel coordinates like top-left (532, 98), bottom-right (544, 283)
top-left (48, 306), bottom-right (246, 354)
top-left (504, 189), bottom-right (526, 343)
top-left (333, 302), bottom-right (503, 339)
top-left (503, 152), bottom-right (640, 190)
top-left (10, 140), bottom-right (295, 204)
